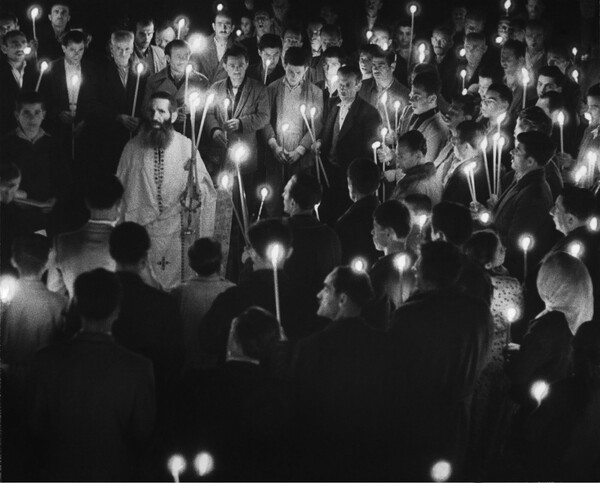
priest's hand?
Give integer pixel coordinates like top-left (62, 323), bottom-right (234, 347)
top-left (486, 194), bottom-right (499, 210)
top-left (377, 144), bottom-right (394, 164)
top-left (224, 119), bottom-right (241, 133)
top-left (116, 114), bottom-right (139, 132)
top-left (273, 145), bottom-right (287, 164)
top-left (287, 148), bottom-right (303, 164)
top-left (213, 129), bottom-right (228, 148)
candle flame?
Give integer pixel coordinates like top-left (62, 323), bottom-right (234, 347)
top-left (498, 136), bottom-right (506, 148)
top-left (557, 111), bottom-right (565, 126)
top-left (31, 7), bottom-right (40, 19)
top-left (584, 111), bottom-right (591, 123)
top-left (530, 380), bottom-right (550, 404)
top-left (393, 100), bottom-right (401, 109)
top-left (332, 74), bottom-right (339, 84)
top-left (587, 151), bottom-right (598, 164)
top-left (393, 253), bottom-right (410, 272)
top-left (0, 275), bottom-right (18, 303)
top-left (216, 3), bottom-right (224, 11)
top-left (567, 241), bottom-right (583, 258)
top-left (506, 306), bottom-right (518, 323)
top-left (497, 112), bottom-right (507, 126)
top-left (186, 63), bottom-right (193, 74)
top-left (572, 69), bottom-right (579, 82)
top-left (206, 92), bottom-right (215, 105)
top-left (366, 30), bottom-right (373, 40)
top-left (418, 43), bottom-right (426, 53)
top-left (589, 216), bottom-right (599, 232)
top-left (236, 29), bottom-right (242, 37)
top-left (519, 234), bottom-right (533, 251)
top-left (189, 34), bottom-right (205, 52)
top-left (300, 104), bottom-right (306, 114)
top-left (223, 98), bottom-right (230, 108)
top-left (194, 452), bottom-right (215, 476)
top-left (189, 91), bottom-right (200, 108)
top-left (416, 213), bottom-right (428, 228)
top-left (381, 127), bottom-right (388, 137)
top-left (136, 62), bottom-right (144, 74)
top-left (219, 173), bottom-right (231, 189)
top-left (460, 69), bottom-right (466, 78)
top-left (260, 187), bottom-right (270, 199)
top-left (463, 161), bottom-right (476, 175)
top-left (350, 257), bottom-right (368, 273)
top-left (178, 18), bottom-right (186, 29)
top-left (461, 88), bottom-right (468, 95)
top-left (574, 165), bottom-right (587, 184)
top-left (409, 4), bottom-right (418, 14)
top-left (492, 132), bottom-right (500, 142)
top-left (431, 460), bottom-right (452, 482)
top-left (233, 144), bottom-right (248, 163)
top-left (265, 59), bottom-right (272, 67)
top-left (504, 0), bottom-right (511, 9)
top-left (371, 141), bottom-right (381, 150)
top-left (572, 47), bottom-right (578, 57)
top-left (168, 454), bottom-right (186, 476)
top-left (267, 242), bottom-right (285, 265)
top-left (480, 137), bottom-right (488, 150)
top-left (521, 67), bottom-right (530, 85)
top-left (459, 48), bottom-right (466, 57)
top-left (380, 92), bottom-right (388, 104)
top-left (24, 46), bottom-right (32, 55)
top-left (479, 211), bottom-right (492, 224)
top-left (281, 123), bottom-right (289, 132)
top-left (495, 36), bottom-right (503, 45)
top-left (40, 60), bottom-right (49, 72)
top-left (309, 106), bottom-right (317, 117)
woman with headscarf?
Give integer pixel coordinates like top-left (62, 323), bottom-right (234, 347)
top-left (507, 251), bottom-right (594, 406)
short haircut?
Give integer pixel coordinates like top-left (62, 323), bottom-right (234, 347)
top-left (248, 218), bottom-right (293, 261)
top-left (3, 30), bottom-right (26, 45)
top-left (321, 24), bottom-right (341, 40)
top-left (330, 266), bottom-right (374, 308)
top-left (525, 19), bottom-right (545, 33)
top-left (61, 29), bottom-right (86, 46)
top-left (149, 91), bottom-right (177, 112)
top-left (538, 65), bottom-right (565, 88)
top-left (0, 11), bottom-right (18, 24)
top-left (11, 234), bottom-right (50, 274)
top-left (359, 43), bottom-right (380, 57)
top-left (74, 269), bottom-right (122, 320)
top-left (254, 6), bottom-right (274, 18)
top-left (188, 237), bottom-right (222, 276)
top-left (456, 120), bottom-right (484, 148)
top-left (156, 21), bottom-right (174, 33)
top-left (0, 162), bottom-right (21, 182)
top-left (111, 30), bottom-right (134, 44)
top-left (283, 25), bottom-right (302, 38)
top-left (518, 106), bottom-right (552, 135)
top-left (516, 131), bottom-right (555, 166)
top-left (258, 33), bottom-right (282, 51)
top-left (539, 91), bottom-right (565, 113)
top-left (412, 71), bottom-right (441, 97)
top-left (464, 32), bottom-right (486, 44)
top-left (234, 306), bottom-right (280, 360)
top-left (214, 10), bottom-right (233, 22)
top-left (432, 24), bottom-right (453, 38)
top-left (404, 193), bottom-right (432, 213)
top-left (397, 130), bottom-right (427, 155)
top-left (288, 172), bottom-right (322, 209)
top-left (322, 46), bottom-right (346, 63)
top-left (134, 17), bottom-right (154, 29)
top-left (222, 44), bottom-right (249, 63)
top-left (465, 8), bottom-right (486, 24)
top-left (464, 229), bottom-right (500, 266)
top-left (15, 91), bottom-right (45, 111)
top-left (587, 83), bottom-right (600, 99)
top-left (373, 200), bottom-right (411, 239)
top-left (336, 64), bottom-right (362, 82)
top-left (284, 46), bottom-right (308, 67)
top-left (411, 62), bottom-right (439, 79)
top-left (478, 64), bottom-right (502, 83)
top-left (84, 175), bottom-right (123, 210)
top-left (451, 93), bottom-right (478, 118)
top-left (419, 241), bottom-right (463, 288)
top-left (109, 222), bottom-right (151, 265)
top-left (502, 39), bottom-right (526, 59)
top-left (432, 202), bottom-right (473, 246)
top-left (371, 45), bottom-right (396, 66)
top-left (165, 38), bottom-right (190, 56)
top-left (347, 158), bottom-right (380, 195)
top-left (546, 39), bottom-right (570, 60)
top-left (395, 17), bottom-right (412, 29)
top-left (560, 185), bottom-right (596, 221)
top-left (487, 82), bottom-right (513, 105)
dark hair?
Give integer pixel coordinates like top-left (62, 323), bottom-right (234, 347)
top-left (188, 237), bottom-right (222, 275)
top-left (288, 172), bottom-right (322, 209)
top-left (587, 83), bottom-right (600, 99)
top-left (525, 19), bottom-right (545, 33)
top-left (432, 201), bottom-right (473, 246)
top-left (516, 131), bottom-right (555, 166)
top-left (322, 46), bottom-right (346, 63)
top-left (419, 241), bottom-right (463, 288)
top-left (451, 93), bottom-right (478, 118)
top-left (84, 175), bottom-right (123, 210)
top-left (258, 33), bottom-right (282, 51)
top-left (235, 306), bottom-right (280, 360)
top-left (432, 24), bottom-right (453, 38)
top-left (412, 71), bottom-right (441, 97)
top-left (284, 46), bottom-right (308, 66)
top-left (456, 120), bottom-right (484, 148)
top-left (15, 91), bottom-right (46, 112)
top-left (321, 24), bottom-right (341, 40)
top-left (0, 11), bottom-right (18, 24)
top-left (330, 266), bottom-right (374, 308)
top-left (397, 130), bottom-right (427, 155)
top-left (465, 8), bottom-right (486, 24)
top-left (214, 10), bottom-right (233, 22)
top-left (404, 193), bottom-right (432, 213)
top-left (347, 158), bottom-right (380, 195)
top-left (134, 17), bottom-right (154, 29)
top-left (74, 269), bottom-right (122, 320)
top-left (149, 90), bottom-right (177, 112)
top-left (478, 64), bottom-right (502, 83)
top-left (538, 91), bottom-right (565, 113)
top-left (371, 45), bottom-right (396, 66)
top-left (248, 218), bottom-right (293, 260)
top-left (337, 64), bottom-right (362, 82)
top-left (0, 162), bottom-right (21, 182)
top-left (464, 230), bottom-right (500, 266)
top-left (502, 39), bottom-right (526, 59)
top-left (222, 44), bottom-right (249, 63)
top-left (546, 39), bottom-right (570, 60)
top-left (373, 200), bottom-right (411, 239)
top-left (61, 29), bottom-right (86, 46)
top-left (109, 222), bottom-right (151, 265)
top-left (358, 43), bottom-right (380, 56)
top-left (11, 234), bottom-right (50, 274)
top-left (156, 20), bottom-right (175, 34)
top-left (572, 321), bottom-right (600, 384)
top-left (464, 32), bottom-right (486, 44)
top-left (165, 39), bottom-right (190, 56)
top-left (487, 82), bottom-right (513, 106)
top-left (560, 185), bottom-right (596, 221)
top-left (538, 65), bottom-right (565, 88)
top-left (518, 106), bottom-right (553, 135)
top-left (3, 29), bottom-right (26, 45)
top-left (283, 25), bottom-right (302, 38)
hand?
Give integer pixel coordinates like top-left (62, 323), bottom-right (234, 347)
top-left (384, 169), bottom-right (396, 183)
top-left (241, 245), bottom-right (253, 264)
top-left (287, 148), bottom-right (302, 164)
top-left (469, 200), bottom-right (485, 213)
top-left (73, 120), bottom-right (86, 137)
top-left (377, 144), bottom-right (394, 164)
top-left (59, 111), bottom-right (75, 124)
top-left (29, 39), bottom-right (39, 52)
top-left (41, 197), bottom-right (56, 214)
top-left (554, 152), bottom-right (576, 171)
top-left (176, 109), bottom-right (186, 123)
top-left (116, 114), bottom-right (139, 132)
top-left (486, 194), bottom-right (499, 210)
top-left (272, 144), bottom-right (287, 164)
top-left (502, 342), bottom-right (520, 364)
top-left (212, 129), bottom-right (228, 148)
top-left (224, 119), bottom-right (241, 133)
top-left (311, 140), bottom-right (321, 155)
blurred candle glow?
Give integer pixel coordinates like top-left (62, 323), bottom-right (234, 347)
top-left (194, 452), bottom-right (215, 476)
top-left (431, 460), bottom-right (452, 482)
top-left (168, 455), bottom-right (186, 483)
top-left (530, 380), bottom-right (550, 405)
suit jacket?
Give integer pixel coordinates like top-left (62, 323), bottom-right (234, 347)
top-left (315, 80), bottom-right (339, 121)
top-left (30, 331), bottom-right (156, 482)
top-left (441, 155), bottom-right (491, 207)
top-left (193, 34), bottom-right (231, 85)
top-left (335, 194), bottom-right (381, 265)
top-left (133, 45), bottom-right (166, 76)
top-left (398, 107), bottom-right (450, 165)
top-left (358, 77), bottom-right (410, 127)
top-left (247, 61), bottom-right (285, 86)
top-left (0, 59), bottom-right (38, 135)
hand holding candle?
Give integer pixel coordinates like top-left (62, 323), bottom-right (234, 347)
top-left (309, 106), bottom-right (317, 138)
top-left (35, 60), bottom-right (48, 92)
top-left (519, 234), bottom-right (533, 283)
top-left (281, 123), bottom-right (289, 153)
top-left (521, 67), bottom-right (530, 109)
top-left (131, 63), bottom-right (144, 117)
top-left (263, 59), bottom-right (271, 84)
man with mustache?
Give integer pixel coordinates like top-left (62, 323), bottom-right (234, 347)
top-left (116, 91), bottom-right (216, 290)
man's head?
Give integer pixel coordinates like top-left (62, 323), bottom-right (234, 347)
top-left (240, 13), bottom-right (253, 37)
top-left (365, 0), bottom-right (383, 16)
top-left (417, 241), bottom-right (463, 290)
top-left (165, 39), bottom-right (191, 76)
top-left (358, 43), bottom-right (379, 77)
top-left (142, 92), bottom-right (177, 149)
top-left (453, 120), bottom-right (484, 161)
top-left (452, 5), bottom-right (467, 31)
top-left (258, 33), bottom-right (282, 71)
top-left (283, 47), bottom-right (308, 86)
top-left (132, 18), bottom-right (154, 52)
top-left (372, 200), bottom-right (411, 251)
top-left (282, 26), bottom-right (302, 56)
top-left (74, 269), bottom-right (122, 330)
top-left (525, 20), bottom-right (545, 53)
top-left (464, 9), bottom-right (486, 35)
top-left (501, 39), bottom-right (526, 74)
top-left (396, 130), bottom-right (427, 170)
top-left (322, 47), bottom-right (345, 83)
top-left (84, 175), bottom-right (123, 216)
top-left (535, 65), bottom-right (564, 99)
top-left (464, 32), bottom-right (487, 66)
top-left (447, 94), bottom-right (477, 131)
top-left (371, 46), bottom-right (396, 87)
top-left (546, 41), bottom-right (570, 74)
top-left (223, 44), bottom-right (249, 85)
top-left (110, 30), bottom-right (134, 68)
top-left (337, 65), bottom-right (362, 103)
top-left (212, 11), bottom-right (233, 42)
top-left (431, 201), bottom-right (473, 246)
top-left (410, 72), bottom-right (440, 114)
top-left (283, 172), bottom-right (322, 215)
top-left (511, 131), bottom-right (555, 178)
top-left (229, 306), bottom-right (280, 360)
top-left (477, 64), bottom-right (501, 98)
top-left (155, 22), bottom-right (175, 50)
top-left (536, 91), bottom-right (564, 118)
top-left (370, 25), bottom-right (391, 51)
top-left (317, 266), bottom-right (374, 320)
top-left (347, 158), bottom-right (380, 201)
top-left (515, 106), bottom-right (552, 137)
top-left (247, 218), bottom-right (293, 267)
top-left (1, 30), bottom-right (27, 64)
top-left (48, 3), bottom-right (70, 31)
top-left (306, 17), bottom-right (324, 53)
top-left (61, 29), bottom-right (86, 65)
top-left (0, 11), bottom-right (18, 43)
top-left (253, 7), bottom-right (274, 37)
top-left (11, 234), bottom-right (50, 277)
top-left (526, 0), bottom-right (545, 20)
top-left (587, 83), bottom-right (600, 126)
top-left (188, 237), bottom-right (223, 276)
top-left (109, 222), bottom-right (151, 272)
top-left (431, 25), bottom-right (453, 58)
top-left (0, 163), bottom-right (21, 204)
top-left (14, 91), bottom-right (46, 134)
top-left (551, 186), bottom-right (595, 235)
top-left (320, 24), bottom-right (342, 51)
top-left (480, 82), bottom-right (512, 119)
top-left (394, 19), bottom-right (413, 50)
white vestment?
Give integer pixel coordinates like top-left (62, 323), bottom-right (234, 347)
top-left (117, 131), bottom-right (217, 289)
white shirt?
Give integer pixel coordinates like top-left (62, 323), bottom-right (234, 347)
top-left (64, 61), bottom-right (82, 112)
top-left (214, 37), bottom-right (227, 62)
top-left (339, 101), bottom-right (352, 127)
top-left (10, 61), bottom-right (26, 88)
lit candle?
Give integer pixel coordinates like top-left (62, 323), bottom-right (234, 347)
top-left (495, 35), bottom-right (504, 46)
top-left (223, 97), bottom-right (231, 121)
top-left (587, 151), bottom-right (597, 188)
top-left (460, 68), bottom-right (466, 91)
top-left (492, 132), bottom-right (500, 196)
top-left (70, 74), bottom-right (79, 159)
top-left (584, 112), bottom-right (592, 123)
top-left (480, 137), bottom-right (492, 198)
top-left (463, 161), bottom-right (477, 204)
top-left (479, 210), bottom-right (492, 225)
top-left (257, 186), bottom-right (269, 219)
top-left (0, 275), bottom-right (18, 305)
top-left (299, 104), bottom-right (315, 142)
top-left (497, 136), bottom-right (505, 195)
top-left (589, 216), bottom-right (599, 232)
top-left (309, 106), bottom-right (317, 140)
top-left (530, 380), bottom-right (550, 406)
top-left (182, 63), bottom-right (192, 132)
top-left (567, 241), bottom-right (583, 258)
top-left (574, 165), bottom-right (587, 186)
top-left (519, 234), bottom-right (533, 282)
top-left (418, 43), bottom-right (426, 64)
top-left (189, 35), bottom-right (204, 53)
top-left (267, 242), bottom-right (284, 324)
top-left (380, 91), bottom-right (392, 132)
top-left (505, 306), bottom-right (518, 345)
top-left (236, 29), bottom-right (242, 37)
top-left (194, 452), bottom-right (215, 477)
top-left (431, 460), bottom-right (452, 483)
top-left (314, 202), bottom-right (320, 221)
top-left (177, 18), bottom-right (185, 39)
top-left (393, 252), bottom-right (410, 306)
top-left (35, 60), bottom-right (48, 92)
top-left (408, 4), bottom-right (417, 64)
top-left (496, 112), bottom-right (506, 135)
top-left (216, 3), bottom-right (224, 11)
top-left (371, 141), bottom-right (381, 165)
top-left (263, 59), bottom-right (271, 85)
top-left (219, 173), bottom-right (250, 246)
top-left (281, 123), bottom-right (289, 151)
top-left (366, 30), bottom-right (373, 41)
top-left (168, 455), bottom-right (186, 483)
top-left (572, 69), bottom-right (579, 84)
top-left (416, 213), bottom-right (427, 233)
top-left (196, 92), bottom-right (215, 148)
top-left (351, 257), bottom-right (368, 273)
top-left (131, 62), bottom-right (144, 117)
top-left (572, 46), bottom-right (578, 60)
top-left (232, 144), bottom-right (250, 234)
top-left (459, 47), bottom-right (466, 57)
top-left (503, 0), bottom-right (511, 16)
top-left (393, 100), bottom-right (401, 134)
top-left (521, 67), bottom-right (530, 109)
top-left (380, 126), bottom-right (388, 146)
top-left (557, 110), bottom-right (565, 153)
top-left (188, 92), bottom-right (200, 163)
top-left (30, 6), bottom-right (40, 41)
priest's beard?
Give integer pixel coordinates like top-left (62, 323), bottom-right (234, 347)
top-left (140, 118), bottom-right (174, 150)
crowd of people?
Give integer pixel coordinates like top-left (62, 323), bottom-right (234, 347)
top-left (2, 0), bottom-right (600, 480)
